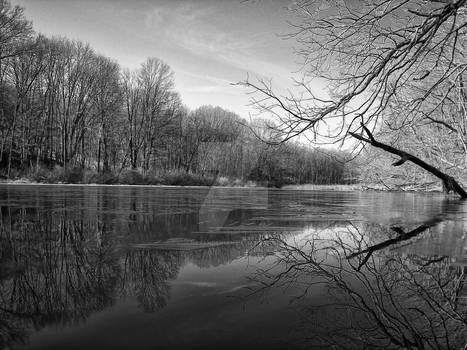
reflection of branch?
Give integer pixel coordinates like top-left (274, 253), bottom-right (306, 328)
top-left (253, 198), bottom-right (467, 349)
top-left (347, 217), bottom-right (443, 270)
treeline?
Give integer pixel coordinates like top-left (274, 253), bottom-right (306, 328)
top-left (0, 1), bottom-right (355, 186)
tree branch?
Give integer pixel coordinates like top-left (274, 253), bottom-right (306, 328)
top-left (349, 122), bottom-right (467, 198)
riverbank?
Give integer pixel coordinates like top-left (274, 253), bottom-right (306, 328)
top-left (0, 178), bottom-right (446, 194)
top-left (1, 167), bottom-right (446, 192)
top-left (284, 182), bottom-right (443, 193)
top-left (2, 167), bottom-right (253, 187)
top-left (2, 166), bottom-right (357, 189)
top-left (1, 178), bottom-right (352, 190)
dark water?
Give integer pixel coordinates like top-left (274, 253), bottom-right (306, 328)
top-left (0, 184), bottom-right (466, 349)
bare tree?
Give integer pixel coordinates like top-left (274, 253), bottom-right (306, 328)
top-left (91, 55), bottom-right (121, 173)
top-left (121, 58), bottom-right (179, 171)
top-left (0, 0), bottom-right (32, 175)
top-left (0, 0), bottom-right (31, 60)
top-left (241, 0), bottom-right (467, 197)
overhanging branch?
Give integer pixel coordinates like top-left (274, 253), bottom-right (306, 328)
top-left (350, 122), bottom-right (467, 198)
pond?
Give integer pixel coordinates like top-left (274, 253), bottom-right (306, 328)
top-left (0, 184), bottom-right (466, 349)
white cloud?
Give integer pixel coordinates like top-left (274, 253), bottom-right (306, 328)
top-left (142, 2), bottom-right (295, 83)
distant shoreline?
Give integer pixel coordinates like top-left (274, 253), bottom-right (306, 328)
top-left (0, 180), bottom-right (257, 189)
top-left (0, 179), bottom-right (353, 190)
top-left (0, 179), bottom-right (444, 193)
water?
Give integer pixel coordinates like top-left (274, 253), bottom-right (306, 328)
top-left (0, 184), bottom-right (466, 349)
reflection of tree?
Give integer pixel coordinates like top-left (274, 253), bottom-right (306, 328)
top-left (257, 201), bottom-right (467, 349)
top-left (347, 218), bottom-right (443, 271)
top-left (0, 202), bottom-right (268, 348)
top-left (120, 237), bottom-right (270, 313)
top-left (123, 249), bottom-right (182, 312)
top-left (313, 254), bottom-right (467, 350)
top-left (0, 208), bottom-right (120, 349)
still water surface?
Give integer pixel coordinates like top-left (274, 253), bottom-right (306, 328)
top-left (1, 184), bottom-right (466, 349)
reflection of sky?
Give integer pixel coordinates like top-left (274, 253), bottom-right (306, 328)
top-left (27, 254), bottom-right (310, 350)
top-left (10, 0), bottom-right (311, 117)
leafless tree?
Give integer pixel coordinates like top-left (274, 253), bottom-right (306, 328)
top-left (241, 0), bottom-right (467, 196)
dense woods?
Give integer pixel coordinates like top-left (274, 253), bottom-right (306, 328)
top-left (0, 0), bottom-right (354, 187)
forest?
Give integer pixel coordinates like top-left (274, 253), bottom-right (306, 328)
top-left (0, 0), bottom-right (356, 188)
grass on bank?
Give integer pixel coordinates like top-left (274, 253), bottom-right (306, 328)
top-left (10, 165), bottom-right (447, 192)
top-left (6, 166), bottom-right (258, 187)
top-left (2, 166), bottom-right (444, 192)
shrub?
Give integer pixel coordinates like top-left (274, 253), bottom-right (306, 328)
top-left (46, 166), bottom-right (66, 183)
top-left (119, 169), bottom-right (144, 185)
top-left (143, 174), bottom-right (163, 185)
top-left (162, 171), bottom-right (215, 186)
top-left (232, 178), bottom-right (244, 187)
top-left (63, 166), bottom-right (84, 183)
top-left (100, 172), bottom-right (119, 184)
top-left (82, 169), bottom-right (99, 184)
top-left (41, 166), bottom-right (84, 183)
top-left (27, 166), bottom-right (50, 182)
top-left (215, 176), bottom-right (230, 186)
top-left (245, 180), bottom-right (257, 187)
top-left (2, 167), bottom-right (21, 179)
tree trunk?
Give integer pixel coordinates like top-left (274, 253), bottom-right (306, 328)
top-left (103, 137), bottom-right (110, 173)
top-left (7, 105), bottom-right (19, 178)
top-left (97, 138), bottom-right (101, 174)
top-left (349, 123), bottom-right (467, 198)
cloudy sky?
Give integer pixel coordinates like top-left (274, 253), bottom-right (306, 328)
top-left (10, 0), bottom-right (303, 118)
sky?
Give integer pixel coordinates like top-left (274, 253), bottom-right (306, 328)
top-left (10, 0), bottom-right (304, 118)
